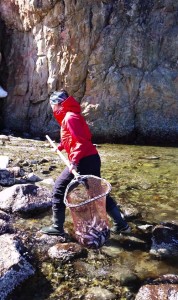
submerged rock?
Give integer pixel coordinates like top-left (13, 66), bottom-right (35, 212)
top-left (0, 234), bottom-right (35, 300)
top-left (120, 204), bottom-right (141, 220)
top-left (84, 286), bottom-right (116, 300)
top-left (150, 222), bottom-right (178, 258)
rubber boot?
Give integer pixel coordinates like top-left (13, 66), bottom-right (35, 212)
top-left (107, 205), bottom-right (130, 234)
top-left (41, 203), bottom-right (65, 236)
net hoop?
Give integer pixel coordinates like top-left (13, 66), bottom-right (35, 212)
top-left (64, 175), bottom-right (112, 208)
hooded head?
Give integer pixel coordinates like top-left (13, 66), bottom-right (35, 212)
top-left (49, 90), bottom-right (69, 105)
top-left (50, 90), bottom-right (80, 124)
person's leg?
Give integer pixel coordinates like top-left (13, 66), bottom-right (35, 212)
top-left (78, 154), bottom-right (130, 233)
top-left (41, 166), bottom-right (73, 235)
top-left (106, 195), bottom-right (130, 233)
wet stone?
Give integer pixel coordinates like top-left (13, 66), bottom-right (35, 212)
top-left (0, 219), bottom-right (11, 234)
top-left (0, 234), bottom-right (35, 300)
top-left (120, 273), bottom-right (140, 287)
top-left (0, 170), bottom-right (15, 186)
top-left (0, 184), bottom-right (52, 214)
top-left (101, 243), bottom-right (123, 258)
top-left (34, 232), bottom-right (69, 252)
top-left (0, 210), bottom-right (10, 221)
top-left (84, 286), bottom-right (116, 300)
top-left (121, 205), bottom-right (141, 220)
top-left (135, 283), bottom-right (178, 300)
top-left (110, 234), bottom-right (148, 251)
top-left (150, 222), bottom-right (178, 258)
top-left (8, 166), bottom-right (24, 177)
top-left (137, 224), bottom-right (153, 232)
top-left (73, 260), bottom-right (109, 278)
top-left (39, 158), bottom-right (49, 164)
top-left (48, 242), bottom-right (87, 262)
top-left (26, 172), bottom-right (42, 182)
top-left (152, 274), bottom-right (178, 284)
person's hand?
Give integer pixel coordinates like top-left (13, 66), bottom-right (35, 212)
top-left (69, 163), bottom-right (77, 173)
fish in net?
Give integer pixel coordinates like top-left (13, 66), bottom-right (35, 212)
top-left (64, 175), bottom-right (111, 249)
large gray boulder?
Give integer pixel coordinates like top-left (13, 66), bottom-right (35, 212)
top-left (0, 184), bottom-right (52, 213)
top-left (0, 234), bottom-right (35, 300)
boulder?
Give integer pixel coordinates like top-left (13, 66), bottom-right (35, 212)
top-left (0, 184), bottom-right (52, 213)
top-left (150, 222), bottom-right (178, 258)
top-left (135, 274), bottom-right (178, 300)
top-left (0, 234), bottom-right (35, 300)
top-left (48, 242), bottom-right (87, 262)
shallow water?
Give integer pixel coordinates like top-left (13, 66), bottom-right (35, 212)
top-left (101, 144), bottom-right (178, 223)
top-left (3, 140), bottom-right (178, 299)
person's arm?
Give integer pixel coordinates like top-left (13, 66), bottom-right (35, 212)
top-left (66, 113), bottom-right (91, 165)
top-left (57, 141), bottom-right (64, 151)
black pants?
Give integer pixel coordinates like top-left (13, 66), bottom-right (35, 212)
top-left (52, 153), bottom-right (117, 212)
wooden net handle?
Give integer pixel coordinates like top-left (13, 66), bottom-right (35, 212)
top-left (45, 135), bottom-right (79, 177)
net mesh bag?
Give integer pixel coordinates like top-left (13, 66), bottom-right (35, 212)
top-left (64, 175), bottom-right (111, 249)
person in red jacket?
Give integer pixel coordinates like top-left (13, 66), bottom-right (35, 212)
top-left (41, 90), bottom-right (130, 236)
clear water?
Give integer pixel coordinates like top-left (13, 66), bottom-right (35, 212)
top-left (2, 140), bottom-right (178, 299)
top-left (101, 144), bottom-right (178, 223)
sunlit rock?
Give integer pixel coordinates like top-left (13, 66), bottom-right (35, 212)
top-left (40, 178), bottom-right (55, 185)
top-left (0, 156), bottom-right (9, 170)
top-left (0, 234), bottom-right (35, 300)
top-left (48, 242), bottom-right (87, 262)
top-left (135, 276), bottom-right (178, 300)
top-left (0, 184), bottom-right (52, 213)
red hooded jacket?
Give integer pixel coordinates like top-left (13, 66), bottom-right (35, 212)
top-left (53, 96), bottom-right (98, 164)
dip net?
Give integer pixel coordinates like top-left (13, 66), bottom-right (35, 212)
top-left (64, 175), bottom-right (111, 249)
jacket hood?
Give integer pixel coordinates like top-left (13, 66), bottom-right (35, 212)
top-left (62, 96), bottom-right (81, 113)
top-left (53, 96), bottom-right (81, 124)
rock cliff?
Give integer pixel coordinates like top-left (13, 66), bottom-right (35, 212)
top-left (0, 0), bottom-right (178, 144)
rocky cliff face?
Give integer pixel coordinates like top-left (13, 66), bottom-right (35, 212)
top-left (0, 0), bottom-right (178, 144)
